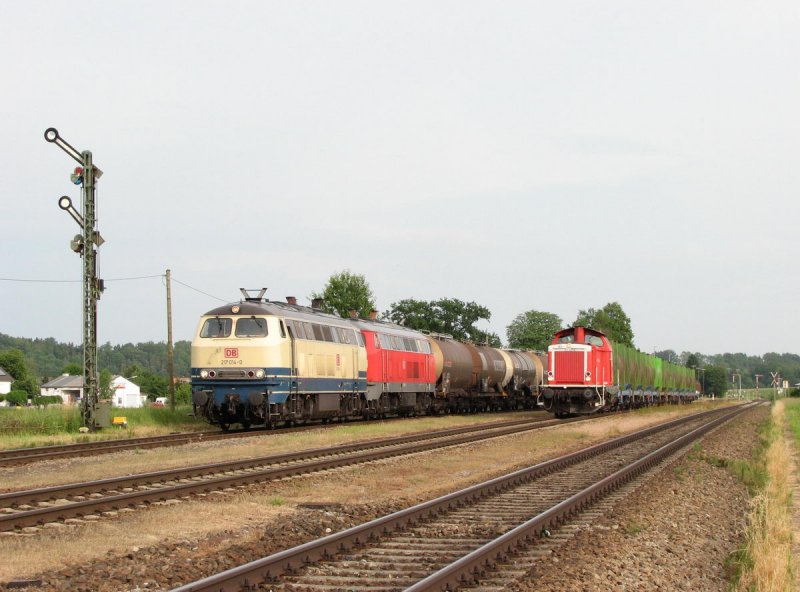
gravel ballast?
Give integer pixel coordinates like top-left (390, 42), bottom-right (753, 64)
top-left (511, 405), bottom-right (766, 591)
top-left (0, 404), bottom-right (766, 591)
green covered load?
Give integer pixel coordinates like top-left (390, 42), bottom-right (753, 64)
top-left (612, 342), bottom-right (696, 390)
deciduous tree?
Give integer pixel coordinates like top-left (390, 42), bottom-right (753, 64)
top-left (0, 349), bottom-right (39, 395)
top-left (385, 298), bottom-right (500, 345)
top-left (702, 365), bottom-right (728, 397)
top-left (506, 311), bottom-right (562, 351)
top-left (574, 302), bottom-right (634, 347)
top-left (312, 270), bottom-right (376, 318)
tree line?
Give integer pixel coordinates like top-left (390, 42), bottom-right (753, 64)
top-left (2, 269), bottom-right (798, 401)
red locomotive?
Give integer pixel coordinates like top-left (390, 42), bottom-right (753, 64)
top-left (541, 326), bottom-right (697, 417)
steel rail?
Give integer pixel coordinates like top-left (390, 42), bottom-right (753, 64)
top-left (0, 413), bottom-right (550, 466)
top-left (168, 403), bottom-right (750, 592)
top-left (0, 416), bottom-right (557, 506)
top-left (405, 403), bottom-right (751, 591)
top-left (0, 415), bottom-right (576, 531)
top-left (0, 431), bottom-right (244, 466)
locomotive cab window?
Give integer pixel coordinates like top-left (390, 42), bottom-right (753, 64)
top-left (200, 317), bottom-right (232, 338)
top-left (235, 317), bottom-right (268, 337)
top-left (557, 334), bottom-right (575, 343)
top-left (584, 335), bottom-right (603, 347)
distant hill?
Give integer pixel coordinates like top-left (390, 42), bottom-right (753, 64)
top-left (0, 333), bottom-right (190, 379)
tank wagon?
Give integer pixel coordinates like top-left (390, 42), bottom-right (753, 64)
top-left (540, 326), bottom-right (698, 417)
top-left (191, 290), bottom-right (547, 429)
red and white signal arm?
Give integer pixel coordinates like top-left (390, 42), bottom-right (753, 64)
top-left (225, 348), bottom-right (239, 358)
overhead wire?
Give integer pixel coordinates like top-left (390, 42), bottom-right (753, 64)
top-left (0, 274), bottom-right (227, 302)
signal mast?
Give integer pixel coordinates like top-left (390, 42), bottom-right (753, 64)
top-left (45, 128), bottom-right (105, 430)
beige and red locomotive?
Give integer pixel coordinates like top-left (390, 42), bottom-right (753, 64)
top-left (191, 290), bottom-right (547, 429)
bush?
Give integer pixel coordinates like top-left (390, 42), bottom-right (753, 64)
top-left (32, 395), bottom-right (62, 407)
top-left (6, 391), bottom-right (29, 406)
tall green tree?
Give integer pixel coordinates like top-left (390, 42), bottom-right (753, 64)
top-left (506, 310), bottom-right (562, 351)
top-left (654, 350), bottom-right (683, 365)
top-left (0, 349), bottom-right (39, 395)
top-left (574, 302), bottom-right (634, 347)
top-left (384, 298), bottom-right (500, 346)
top-left (99, 369), bottom-right (113, 400)
top-left (702, 365), bottom-right (728, 397)
top-left (312, 270), bottom-right (376, 318)
top-left (62, 363), bottom-right (82, 375)
top-left (685, 353), bottom-right (700, 369)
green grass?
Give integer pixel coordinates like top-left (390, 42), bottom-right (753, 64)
top-left (0, 404), bottom-right (207, 449)
top-left (624, 521), bottom-right (644, 535)
top-left (116, 405), bottom-right (206, 428)
top-left (723, 400), bottom-right (784, 588)
top-left (784, 398), bottom-right (800, 443)
top-left (0, 405), bottom-right (84, 435)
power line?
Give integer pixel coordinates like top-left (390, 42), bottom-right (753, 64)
top-left (0, 274), bottom-right (164, 283)
top-left (171, 276), bottom-right (227, 302)
top-left (1, 273), bottom-right (227, 302)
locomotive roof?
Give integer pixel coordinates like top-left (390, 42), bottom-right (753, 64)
top-left (348, 317), bottom-right (428, 339)
top-left (202, 300), bottom-right (428, 338)
top-left (554, 326), bottom-right (607, 337)
top-left (202, 300), bottom-right (354, 327)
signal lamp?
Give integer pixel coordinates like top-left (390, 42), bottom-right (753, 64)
top-left (70, 166), bottom-right (83, 185)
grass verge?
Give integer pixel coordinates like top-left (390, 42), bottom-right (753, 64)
top-left (729, 399), bottom-right (793, 591)
top-left (0, 404), bottom-right (207, 449)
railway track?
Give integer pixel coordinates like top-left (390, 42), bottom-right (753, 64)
top-left (0, 428), bottom-right (254, 467)
top-left (0, 414), bottom-right (580, 533)
top-left (0, 412), bottom-right (550, 467)
top-left (169, 402), bottom-right (755, 592)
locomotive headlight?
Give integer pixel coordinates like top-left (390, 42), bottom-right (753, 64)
top-left (547, 371), bottom-right (553, 379)
top-left (200, 370), bottom-right (209, 379)
top-left (585, 371), bottom-right (592, 379)
top-left (256, 369), bottom-right (265, 378)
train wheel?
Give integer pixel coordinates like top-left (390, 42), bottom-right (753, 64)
top-left (241, 421), bottom-right (251, 431)
top-left (219, 422), bottom-right (230, 432)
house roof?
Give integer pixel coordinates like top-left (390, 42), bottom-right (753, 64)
top-left (0, 367), bottom-right (12, 383)
top-left (42, 375), bottom-right (84, 388)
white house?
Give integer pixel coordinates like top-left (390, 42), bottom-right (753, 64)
top-left (111, 376), bottom-right (145, 408)
top-left (41, 374), bottom-right (85, 405)
top-left (0, 367), bottom-right (12, 396)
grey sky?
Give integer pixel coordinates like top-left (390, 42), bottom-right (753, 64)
top-left (1, 1), bottom-right (798, 356)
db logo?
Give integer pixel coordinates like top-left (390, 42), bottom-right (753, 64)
top-left (224, 348), bottom-right (239, 358)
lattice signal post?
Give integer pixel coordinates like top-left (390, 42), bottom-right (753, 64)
top-left (45, 128), bottom-right (105, 430)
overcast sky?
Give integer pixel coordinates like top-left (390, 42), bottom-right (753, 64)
top-left (1, 1), bottom-right (798, 357)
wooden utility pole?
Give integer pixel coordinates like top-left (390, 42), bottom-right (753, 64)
top-left (166, 269), bottom-right (176, 411)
